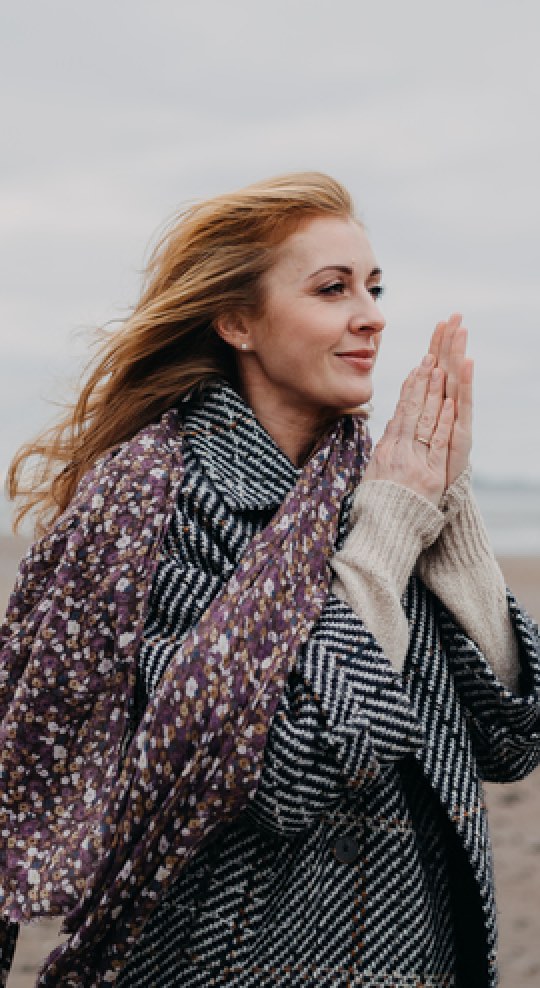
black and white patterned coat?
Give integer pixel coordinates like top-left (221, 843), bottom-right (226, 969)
top-left (117, 381), bottom-right (540, 988)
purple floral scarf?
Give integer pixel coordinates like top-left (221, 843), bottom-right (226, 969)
top-left (0, 406), bottom-right (369, 986)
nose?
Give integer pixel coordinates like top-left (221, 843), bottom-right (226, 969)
top-left (349, 292), bottom-right (386, 336)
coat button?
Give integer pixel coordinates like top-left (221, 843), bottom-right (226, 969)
top-left (334, 836), bottom-right (359, 864)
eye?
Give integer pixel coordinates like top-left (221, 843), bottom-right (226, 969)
top-left (368, 284), bottom-right (385, 300)
top-left (318, 280), bottom-right (346, 296)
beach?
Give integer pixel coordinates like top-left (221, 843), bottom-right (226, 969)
top-left (1, 537), bottom-right (539, 987)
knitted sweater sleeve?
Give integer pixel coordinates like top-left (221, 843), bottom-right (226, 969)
top-left (416, 469), bottom-right (520, 692)
top-left (330, 472), bottom-right (521, 691)
top-left (330, 481), bottom-right (445, 671)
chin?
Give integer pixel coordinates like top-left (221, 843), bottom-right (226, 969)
top-left (340, 384), bottom-right (373, 409)
top-left (340, 392), bottom-right (372, 416)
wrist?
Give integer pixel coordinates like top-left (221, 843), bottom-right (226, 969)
top-left (362, 464), bottom-right (444, 508)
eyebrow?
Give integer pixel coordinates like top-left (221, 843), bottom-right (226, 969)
top-left (308, 264), bottom-right (382, 280)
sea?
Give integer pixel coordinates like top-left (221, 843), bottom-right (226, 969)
top-left (0, 479), bottom-right (538, 557)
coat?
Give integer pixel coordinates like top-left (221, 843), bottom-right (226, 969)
top-left (121, 382), bottom-right (540, 988)
top-left (2, 380), bottom-right (540, 988)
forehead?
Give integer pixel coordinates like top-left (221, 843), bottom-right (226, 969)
top-left (272, 215), bottom-right (377, 278)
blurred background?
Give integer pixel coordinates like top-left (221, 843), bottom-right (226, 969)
top-left (1, 1), bottom-right (539, 985)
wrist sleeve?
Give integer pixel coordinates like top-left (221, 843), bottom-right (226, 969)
top-left (330, 480), bottom-right (445, 671)
top-left (417, 470), bottom-right (521, 692)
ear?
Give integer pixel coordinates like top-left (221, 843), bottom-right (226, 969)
top-left (214, 312), bottom-right (251, 352)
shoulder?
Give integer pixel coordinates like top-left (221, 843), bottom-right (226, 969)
top-left (3, 411), bottom-right (186, 631)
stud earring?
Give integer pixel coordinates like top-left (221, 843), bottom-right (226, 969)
top-left (241, 343), bottom-right (248, 350)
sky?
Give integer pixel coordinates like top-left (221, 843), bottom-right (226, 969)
top-left (1, 0), bottom-right (540, 524)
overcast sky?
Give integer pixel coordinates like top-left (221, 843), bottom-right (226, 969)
top-left (2, 0), bottom-right (540, 503)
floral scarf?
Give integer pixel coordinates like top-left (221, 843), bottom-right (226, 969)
top-left (0, 404), bottom-right (369, 986)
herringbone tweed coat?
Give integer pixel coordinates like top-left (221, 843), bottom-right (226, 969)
top-left (115, 382), bottom-right (540, 988)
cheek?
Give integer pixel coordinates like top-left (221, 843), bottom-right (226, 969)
top-left (260, 332), bottom-right (324, 383)
top-left (258, 306), bottom-right (337, 365)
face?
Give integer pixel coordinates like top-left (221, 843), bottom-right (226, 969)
top-left (234, 215), bottom-right (385, 427)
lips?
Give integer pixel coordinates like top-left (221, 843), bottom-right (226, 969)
top-left (335, 349), bottom-right (376, 372)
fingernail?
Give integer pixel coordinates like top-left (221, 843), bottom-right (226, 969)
top-left (422, 353), bottom-right (435, 368)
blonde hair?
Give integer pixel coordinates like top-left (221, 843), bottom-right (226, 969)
top-left (8, 172), bottom-right (356, 534)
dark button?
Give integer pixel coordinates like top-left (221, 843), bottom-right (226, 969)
top-left (334, 836), bottom-right (359, 864)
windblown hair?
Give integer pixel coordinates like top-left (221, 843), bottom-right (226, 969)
top-left (8, 172), bottom-right (355, 534)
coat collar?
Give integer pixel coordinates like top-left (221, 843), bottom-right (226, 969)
top-left (181, 379), bottom-right (301, 510)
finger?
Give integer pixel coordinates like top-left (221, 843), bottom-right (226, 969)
top-left (395, 367), bottom-right (418, 416)
top-left (414, 366), bottom-right (446, 442)
top-left (438, 313), bottom-right (462, 377)
top-left (383, 368), bottom-right (416, 440)
top-left (455, 357), bottom-right (474, 435)
top-left (399, 367), bottom-right (417, 400)
top-left (399, 355), bottom-right (434, 439)
top-left (446, 326), bottom-right (468, 402)
top-left (428, 397), bottom-right (454, 466)
top-left (428, 321), bottom-right (445, 363)
top-left (438, 315), bottom-right (461, 372)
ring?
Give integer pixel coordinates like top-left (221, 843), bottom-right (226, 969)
top-left (416, 436), bottom-right (431, 447)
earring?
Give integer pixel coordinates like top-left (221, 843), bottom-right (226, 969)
top-left (241, 343), bottom-right (248, 350)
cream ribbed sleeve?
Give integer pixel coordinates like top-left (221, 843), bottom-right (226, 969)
top-left (330, 471), bottom-right (521, 690)
top-left (416, 469), bottom-right (520, 692)
top-left (330, 481), bottom-right (445, 671)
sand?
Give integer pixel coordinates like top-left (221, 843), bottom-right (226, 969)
top-left (1, 538), bottom-right (539, 987)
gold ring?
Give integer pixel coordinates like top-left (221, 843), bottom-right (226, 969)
top-left (416, 436), bottom-right (431, 447)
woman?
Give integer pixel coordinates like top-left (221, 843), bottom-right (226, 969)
top-left (1, 173), bottom-right (539, 988)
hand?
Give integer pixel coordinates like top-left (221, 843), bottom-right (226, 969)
top-left (428, 314), bottom-right (473, 487)
top-left (362, 353), bottom-right (454, 505)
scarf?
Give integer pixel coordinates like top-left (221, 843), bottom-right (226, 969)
top-left (0, 403), bottom-right (369, 986)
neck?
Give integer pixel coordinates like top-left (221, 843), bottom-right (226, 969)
top-left (238, 377), bottom-right (336, 468)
